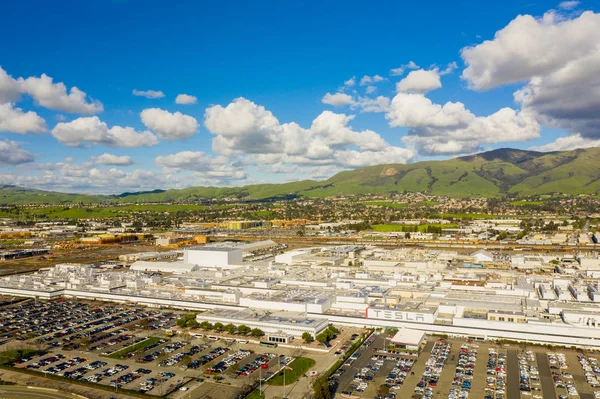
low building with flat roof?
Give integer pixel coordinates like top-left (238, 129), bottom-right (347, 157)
top-left (195, 308), bottom-right (329, 338)
top-left (389, 328), bottom-right (426, 350)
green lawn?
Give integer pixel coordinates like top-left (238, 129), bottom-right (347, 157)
top-left (269, 357), bottom-right (315, 386)
top-left (371, 224), bottom-right (404, 232)
top-left (0, 349), bottom-right (41, 366)
top-left (246, 390), bottom-right (265, 399)
top-left (103, 336), bottom-right (162, 359)
top-left (0, 203), bottom-right (216, 220)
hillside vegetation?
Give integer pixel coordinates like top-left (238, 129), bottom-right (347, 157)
top-left (2, 147), bottom-right (599, 204)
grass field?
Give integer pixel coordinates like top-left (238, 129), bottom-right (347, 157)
top-left (0, 349), bottom-right (41, 366)
top-left (245, 390), bottom-right (265, 399)
top-left (510, 200), bottom-right (544, 206)
top-left (269, 357), bottom-right (316, 386)
top-left (371, 224), bottom-right (404, 232)
top-left (364, 201), bottom-right (408, 208)
top-left (0, 203), bottom-right (226, 220)
top-left (104, 336), bottom-right (162, 359)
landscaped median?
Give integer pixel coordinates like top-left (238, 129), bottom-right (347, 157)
top-left (245, 390), bottom-right (265, 399)
top-left (268, 357), bottom-right (315, 386)
top-left (102, 336), bottom-right (162, 359)
top-left (0, 349), bottom-right (43, 366)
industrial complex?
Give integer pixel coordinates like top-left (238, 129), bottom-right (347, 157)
top-left (2, 243), bottom-right (600, 350)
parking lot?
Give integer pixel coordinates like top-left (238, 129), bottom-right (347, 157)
top-left (327, 334), bottom-right (600, 399)
top-left (0, 298), bottom-right (342, 398)
top-left (7, 299), bottom-right (600, 399)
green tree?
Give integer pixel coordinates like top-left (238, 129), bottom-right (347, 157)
top-left (237, 324), bottom-right (251, 335)
top-left (302, 332), bottom-right (314, 343)
top-left (186, 319), bottom-right (199, 329)
top-left (316, 332), bottom-right (328, 343)
top-left (313, 379), bottom-right (330, 399)
top-left (250, 328), bottom-right (264, 338)
top-left (199, 321), bottom-right (213, 330)
top-left (224, 323), bottom-right (236, 334)
top-left (213, 322), bottom-right (224, 332)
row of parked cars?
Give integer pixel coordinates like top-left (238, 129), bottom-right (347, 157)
top-left (484, 348), bottom-right (506, 399)
top-left (517, 353), bottom-right (542, 398)
top-left (578, 354), bottom-right (600, 387)
top-left (187, 346), bottom-right (229, 370)
top-left (139, 340), bottom-right (185, 362)
top-left (1, 300), bottom-right (107, 340)
top-left (545, 351), bottom-right (582, 399)
top-left (448, 344), bottom-right (478, 399)
top-left (43, 356), bottom-right (87, 375)
top-left (344, 352), bottom-right (360, 367)
top-left (54, 308), bottom-right (152, 350)
top-left (238, 353), bottom-right (276, 377)
top-left (384, 357), bottom-right (415, 391)
top-left (415, 340), bottom-right (451, 396)
top-left (86, 364), bottom-right (147, 384)
top-left (206, 349), bottom-right (252, 374)
top-left (362, 333), bottom-right (378, 349)
top-left (351, 359), bottom-right (381, 393)
top-left (25, 353), bottom-right (65, 369)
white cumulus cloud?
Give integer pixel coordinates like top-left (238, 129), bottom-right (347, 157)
top-left (321, 92), bottom-right (355, 107)
top-left (530, 133), bottom-right (600, 152)
top-left (175, 94), bottom-right (198, 104)
top-left (140, 108), bottom-right (199, 141)
top-left (51, 116), bottom-right (159, 147)
top-left (0, 103), bottom-right (46, 134)
top-left (204, 97), bottom-right (415, 168)
top-left (19, 73), bottom-right (103, 114)
top-left (461, 10), bottom-right (600, 140)
top-left (385, 93), bottom-right (539, 155)
top-left (396, 69), bottom-right (442, 94)
top-left (0, 67), bottom-right (21, 104)
top-left (91, 153), bottom-right (134, 166)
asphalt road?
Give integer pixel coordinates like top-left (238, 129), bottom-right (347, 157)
top-left (0, 386), bottom-right (82, 399)
top-left (507, 350), bottom-right (519, 399)
top-left (536, 352), bottom-right (556, 399)
top-left (336, 335), bottom-right (384, 393)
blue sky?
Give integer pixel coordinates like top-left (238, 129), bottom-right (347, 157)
top-left (0, 0), bottom-right (599, 193)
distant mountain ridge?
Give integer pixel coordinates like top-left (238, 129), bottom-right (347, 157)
top-left (1, 147), bottom-right (599, 204)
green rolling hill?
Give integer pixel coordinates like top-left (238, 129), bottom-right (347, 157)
top-left (1, 147), bottom-right (599, 204)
